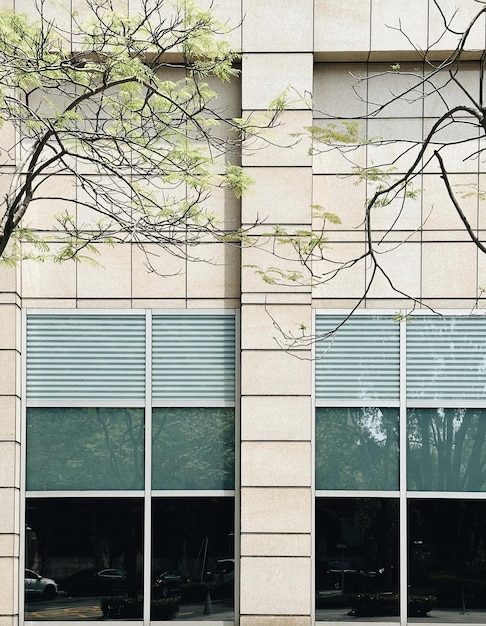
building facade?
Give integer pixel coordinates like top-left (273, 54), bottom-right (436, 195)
top-left (2, 1), bottom-right (486, 625)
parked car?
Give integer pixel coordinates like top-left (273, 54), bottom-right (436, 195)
top-left (61, 568), bottom-right (128, 596)
top-left (24, 569), bottom-right (58, 600)
top-left (317, 560), bottom-right (385, 591)
top-left (214, 558), bottom-right (234, 583)
top-left (153, 570), bottom-right (188, 597)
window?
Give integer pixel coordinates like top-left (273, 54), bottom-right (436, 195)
top-left (315, 312), bottom-right (486, 622)
top-left (24, 310), bottom-right (236, 623)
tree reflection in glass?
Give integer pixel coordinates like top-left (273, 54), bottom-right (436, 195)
top-left (407, 408), bottom-right (486, 491)
top-left (152, 407), bottom-right (235, 490)
top-left (26, 408), bottom-right (144, 490)
top-left (316, 408), bottom-right (399, 490)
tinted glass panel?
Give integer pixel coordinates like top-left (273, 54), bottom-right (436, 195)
top-left (25, 498), bottom-right (144, 620)
top-left (316, 498), bottom-right (399, 621)
top-left (152, 407), bottom-right (234, 490)
top-left (26, 408), bottom-right (144, 490)
top-left (316, 408), bottom-right (399, 490)
top-left (408, 408), bottom-right (486, 491)
top-left (151, 497), bottom-right (234, 621)
top-left (409, 499), bottom-right (486, 619)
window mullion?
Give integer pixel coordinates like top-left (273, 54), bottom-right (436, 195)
top-left (399, 316), bottom-right (408, 626)
top-left (143, 309), bottom-right (152, 626)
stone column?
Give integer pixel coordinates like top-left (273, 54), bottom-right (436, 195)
top-left (239, 2), bottom-right (314, 624)
top-left (0, 265), bottom-right (21, 626)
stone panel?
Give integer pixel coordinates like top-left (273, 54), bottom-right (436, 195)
top-left (241, 533), bottom-right (311, 557)
top-left (240, 350), bottom-right (311, 396)
top-left (242, 167), bottom-right (312, 226)
top-left (241, 442), bottom-right (311, 487)
top-left (314, 0), bottom-right (370, 57)
top-left (241, 396), bottom-right (311, 441)
top-left (242, 54), bottom-right (313, 111)
top-left (241, 487), bottom-right (311, 533)
top-left (240, 556), bottom-right (311, 615)
top-left (241, 304), bottom-right (311, 351)
top-left (242, 0), bottom-right (313, 52)
top-left (0, 556), bottom-right (17, 614)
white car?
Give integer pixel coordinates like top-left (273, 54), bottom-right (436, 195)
top-left (25, 569), bottom-right (58, 600)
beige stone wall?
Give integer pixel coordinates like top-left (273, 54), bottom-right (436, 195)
top-left (1, 1), bottom-right (485, 624)
top-left (312, 57), bottom-right (486, 311)
top-left (0, 264), bottom-right (20, 626)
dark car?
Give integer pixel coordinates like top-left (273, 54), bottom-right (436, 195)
top-left (24, 569), bottom-right (58, 600)
top-left (317, 560), bottom-right (385, 592)
top-left (153, 570), bottom-right (188, 597)
top-left (214, 558), bottom-right (234, 583)
top-left (61, 568), bottom-right (128, 596)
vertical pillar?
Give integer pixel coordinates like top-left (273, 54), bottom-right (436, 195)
top-left (240, 2), bottom-right (314, 623)
top-left (0, 4), bottom-right (22, 608)
top-left (0, 266), bottom-right (21, 626)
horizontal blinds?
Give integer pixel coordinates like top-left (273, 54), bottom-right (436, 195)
top-left (152, 314), bottom-right (235, 401)
top-left (407, 316), bottom-right (486, 400)
top-left (315, 315), bottom-right (400, 401)
top-left (26, 314), bottom-right (146, 399)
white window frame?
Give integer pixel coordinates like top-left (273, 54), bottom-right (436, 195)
top-left (314, 309), bottom-right (486, 626)
top-left (21, 308), bottom-right (239, 626)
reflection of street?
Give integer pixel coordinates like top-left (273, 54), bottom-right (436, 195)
top-left (176, 599), bottom-right (234, 621)
top-left (317, 590), bottom-right (343, 598)
top-left (25, 594), bottom-right (234, 621)
top-left (25, 594), bottom-right (103, 620)
top-left (315, 605), bottom-right (486, 623)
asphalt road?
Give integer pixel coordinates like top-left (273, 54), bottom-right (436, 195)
top-left (25, 594), bottom-right (235, 621)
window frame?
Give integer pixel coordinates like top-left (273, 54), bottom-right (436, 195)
top-left (314, 309), bottom-right (486, 624)
top-left (21, 308), bottom-right (239, 626)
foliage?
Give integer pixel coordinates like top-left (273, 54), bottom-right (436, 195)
top-left (408, 594), bottom-right (437, 617)
top-left (179, 581), bottom-right (208, 602)
top-left (431, 575), bottom-right (486, 609)
top-left (101, 596), bottom-right (142, 619)
top-left (151, 406), bottom-right (235, 489)
top-left (258, 1), bottom-right (486, 332)
top-left (315, 407), bottom-right (399, 490)
top-left (348, 593), bottom-right (399, 617)
top-left (0, 0), bottom-right (282, 266)
top-left (101, 596), bottom-right (179, 619)
top-left (150, 599), bottom-right (180, 620)
top-left (348, 593), bottom-right (435, 617)
top-left (26, 406), bottom-right (235, 490)
top-left (407, 407), bottom-right (486, 491)
top-left (26, 407), bottom-right (145, 490)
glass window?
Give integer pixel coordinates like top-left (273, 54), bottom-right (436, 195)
top-left (26, 314), bottom-right (146, 400)
top-left (316, 312), bottom-right (486, 622)
top-left (316, 498), bottom-right (399, 621)
top-left (316, 408), bottom-right (399, 490)
top-left (407, 316), bottom-right (486, 401)
top-left (25, 498), bottom-right (144, 620)
top-left (408, 408), bottom-right (486, 491)
top-left (315, 315), bottom-right (400, 401)
top-left (24, 311), bottom-right (236, 623)
top-left (151, 497), bottom-right (234, 620)
top-left (152, 314), bottom-right (236, 401)
top-left (26, 408), bottom-right (144, 491)
top-left (409, 499), bottom-right (486, 616)
top-left (152, 408), bottom-right (235, 490)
